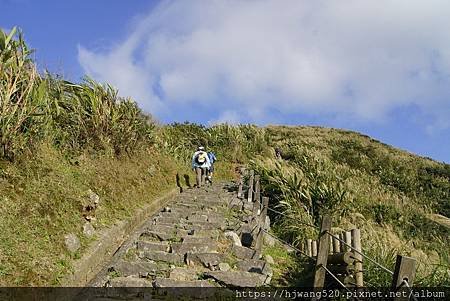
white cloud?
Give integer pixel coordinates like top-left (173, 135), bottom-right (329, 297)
top-left (78, 0), bottom-right (450, 128)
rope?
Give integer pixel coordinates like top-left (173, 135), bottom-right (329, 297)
top-left (260, 228), bottom-right (316, 261)
top-left (325, 230), bottom-right (394, 276)
top-left (321, 265), bottom-right (352, 293)
top-left (266, 206), bottom-right (319, 229)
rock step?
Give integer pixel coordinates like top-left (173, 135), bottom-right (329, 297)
top-left (205, 270), bottom-right (269, 287)
top-left (137, 241), bottom-right (170, 252)
top-left (153, 277), bottom-right (217, 287)
top-left (138, 250), bottom-right (184, 265)
top-left (109, 277), bottom-right (152, 287)
top-left (186, 252), bottom-right (227, 268)
top-left (109, 260), bottom-right (161, 277)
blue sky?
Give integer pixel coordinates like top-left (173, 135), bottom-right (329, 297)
top-left (2, 0), bottom-right (449, 163)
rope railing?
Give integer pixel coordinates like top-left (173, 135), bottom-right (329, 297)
top-left (252, 197), bottom-right (319, 229)
top-left (260, 228), bottom-right (316, 261)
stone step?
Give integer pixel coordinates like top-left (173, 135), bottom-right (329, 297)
top-left (169, 267), bottom-right (200, 281)
top-left (186, 253), bottom-right (227, 269)
top-left (154, 216), bottom-right (184, 224)
top-left (109, 260), bottom-right (159, 277)
top-left (109, 277), bottom-right (152, 287)
top-left (153, 277), bottom-right (217, 287)
top-left (137, 241), bottom-right (170, 252)
top-left (236, 259), bottom-right (272, 276)
top-left (189, 229), bottom-right (220, 239)
top-left (205, 271), bottom-right (268, 287)
top-left (140, 230), bottom-right (174, 242)
top-left (182, 236), bottom-right (217, 244)
top-left (232, 245), bottom-right (260, 260)
top-left (138, 250), bottom-right (184, 265)
top-left (171, 241), bottom-right (218, 254)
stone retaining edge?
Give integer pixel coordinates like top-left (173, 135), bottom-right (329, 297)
top-left (62, 188), bottom-right (179, 287)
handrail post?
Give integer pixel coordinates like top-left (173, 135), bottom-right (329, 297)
top-left (247, 170), bottom-right (254, 203)
top-left (237, 174), bottom-right (244, 199)
top-left (351, 229), bottom-right (364, 287)
top-left (254, 196), bottom-right (269, 257)
top-left (313, 215), bottom-right (331, 288)
top-left (391, 255), bottom-right (416, 301)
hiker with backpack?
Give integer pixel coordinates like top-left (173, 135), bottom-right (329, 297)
top-left (192, 146), bottom-right (211, 187)
top-left (207, 151), bottom-right (217, 183)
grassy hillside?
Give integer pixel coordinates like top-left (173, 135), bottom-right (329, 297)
top-left (1, 27), bottom-right (448, 286)
top-left (252, 126), bottom-right (450, 286)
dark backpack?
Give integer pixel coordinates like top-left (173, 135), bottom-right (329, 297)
top-left (195, 152), bottom-right (207, 165)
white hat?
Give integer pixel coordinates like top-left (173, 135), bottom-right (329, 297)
top-left (198, 146), bottom-right (205, 150)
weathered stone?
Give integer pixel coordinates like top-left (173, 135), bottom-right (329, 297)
top-left (83, 222), bottom-right (95, 237)
top-left (229, 198), bottom-right (243, 210)
top-left (154, 217), bottom-right (182, 225)
top-left (263, 233), bottom-right (276, 247)
top-left (205, 271), bottom-right (267, 287)
top-left (232, 245), bottom-right (260, 260)
top-left (137, 240), bottom-right (170, 252)
top-left (188, 214), bottom-right (208, 222)
top-left (64, 233), bottom-right (80, 254)
top-left (224, 231), bottom-right (242, 247)
top-left (140, 228), bottom-right (174, 241)
top-left (158, 212), bottom-right (187, 220)
top-left (236, 259), bottom-right (272, 276)
top-left (182, 236), bottom-right (215, 244)
top-left (110, 260), bottom-right (159, 277)
top-left (88, 189), bottom-right (100, 205)
top-left (264, 254), bottom-right (275, 265)
top-left (109, 277), bottom-right (152, 287)
top-left (169, 267), bottom-right (199, 281)
top-left (218, 262), bottom-right (231, 272)
top-left (186, 253), bottom-right (226, 268)
top-left (243, 202), bottom-right (254, 211)
top-left (191, 229), bottom-right (220, 239)
top-left (171, 242), bottom-right (218, 254)
top-left (140, 251), bottom-right (184, 265)
top-left (153, 278), bottom-right (216, 287)
top-left (207, 215), bottom-right (226, 225)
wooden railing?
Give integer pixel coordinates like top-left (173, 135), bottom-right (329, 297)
top-left (238, 169), bottom-right (417, 297)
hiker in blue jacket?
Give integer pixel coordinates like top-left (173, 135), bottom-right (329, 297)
top-left (207, 151), bottom-right (217, 183)
top-left (192, 146), bottom-right (211, 187)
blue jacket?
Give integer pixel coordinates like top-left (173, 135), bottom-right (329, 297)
top-left (208, 152), bottom-right (217, 164)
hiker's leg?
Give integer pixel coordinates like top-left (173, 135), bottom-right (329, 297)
top-left (201, 168), bottom-right (206, 186)
top-left (195, 167), bottom-right (201, 187)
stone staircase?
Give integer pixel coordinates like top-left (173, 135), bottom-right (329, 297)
top-left (89, 182), bottom-right (273, 289)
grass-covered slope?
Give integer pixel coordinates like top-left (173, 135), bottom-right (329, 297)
top-left (253, 126), bottom-right (450, 286)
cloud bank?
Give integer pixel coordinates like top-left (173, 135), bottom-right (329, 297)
top-left (78, 0), bottom-right (450, 128)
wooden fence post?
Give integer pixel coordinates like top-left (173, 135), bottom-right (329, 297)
top-left (252, 175), bottom-right (261, 215)
top-left (306, 239), bottom-right (312, 257)
top-left (333, 236), bottom-right (341, 253)
top-left (254, 197), bottom-right (269, 256)
top-left (313, 215), bottom-right (332, 288)
top-left (351, 229), bottom-right (364, 287)
top-left (391, 255), bottom-right (416, 300)
top-left (344, 231), bottom-right (352, 252)
top-left (312, 241), bottom-right (318, 257)
top-left (247, 170), bottom-right (254, 203)
top-left (237, 175), bottom-right (244, 199)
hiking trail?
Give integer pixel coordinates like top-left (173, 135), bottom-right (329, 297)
top-left (87, 181), bottom-right (273, 289)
